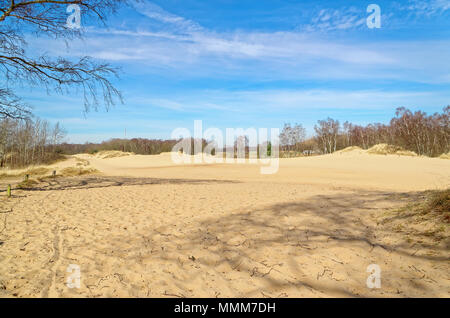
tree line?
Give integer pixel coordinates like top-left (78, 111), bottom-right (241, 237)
top-left (280, 106), bottom-right (449, 157)
top-left (58, 138), bottom-right (179, 156)
top-left (69, 106), bottom-right (449, 160)
top-left (0, 106), bottom-right (447, 169)
top-left (0, 117), bottom-right (66, 168)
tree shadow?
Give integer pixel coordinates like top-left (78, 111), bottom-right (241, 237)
top-left (84, 189), bottom-right (448, 297)
top-left (0, 176), bottom-right (239, 192)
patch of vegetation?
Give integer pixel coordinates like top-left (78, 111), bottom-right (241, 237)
top-left (75, 157), bottom-right (90, 166)
top-left (439, 152), bottom-right (450, 160)
top-left (427, 189), bottom-right (450, 220)
top-left (16, 179), bottom-right (38, 189)
top-left (96, 151), bottom-right (134, 159)
top-left (60, 167), bottom-right (99, 176)
top-left (401, 189), bottom-right (450, 222)
top-left (376, 189), bottom-right (449, 248)
top-left (367, 144), bottom-right (417, 156)
top-left (25, 167), bottom-right (50, 176)
top-left (0, 173), bottom-right (13, 179)
top-left (0, 167), bottom-right (50, 180)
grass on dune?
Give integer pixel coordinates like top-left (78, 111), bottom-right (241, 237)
top-left (404, 188), bottom-right (449, 222)
top-left (0, 167), bottom-right (50, 180)
top-left (1, 166), bottom-right (97, 181)
top-left (59, 167), bottom-right (99, 176)
top-left (439, 152), bottom-right (450, 160)
top-left (16, 179), bottom-right (39, 189)
top-left (25, 167), bottom-right (50, 175)
top-left (427, 189), bottom-right (450, 219)
top-left (95, 151), bottom-right (134, 159)
top-left (377, 188), bottom-right (449, 248)
top-left (367, 144), bottom-right (417, 156)
top-left (1, 165), bottom-right (99, 193)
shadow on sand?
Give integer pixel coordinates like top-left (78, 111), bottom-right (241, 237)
top-left (0, 176), bottom-right (239, 192)
top-left (90, 190), bottom-right (448, 297)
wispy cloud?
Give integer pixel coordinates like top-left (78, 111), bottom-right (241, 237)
top-left (132, 1), bottom-right (202, 32)
top-left (402, 0), bottom-right (450, 16)
top-left (300, 7), bottom-right (367, 32)
top-left (23, 0), bottom-right (450, 85)
top-left (32, 31), bottom-right (450, 84)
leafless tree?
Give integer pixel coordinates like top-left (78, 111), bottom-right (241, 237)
top-left (390, 106), bottom-right (450, 156)
top-left (336, 106), bottom-right (449, 156)
top-left (234, 135), bottom-right (249, 158)
top-left (0, 116), bottom-right (66, 167)
top-left (280, 123), bottom-right (306, 156)
top-left (314, 118), bottom-right (340, 154)
top-left (279, 123), bottom-right (291, 153)
top-left (0, 87), bottom-right (31, 119)
top-left (0, 0), bottom-right (127, 117)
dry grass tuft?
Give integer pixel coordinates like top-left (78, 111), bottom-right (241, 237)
top-left (439, 152), bottom-right (450, 160)
top-left (367, 144), bottom-right (417, 156)
top-left (75, 157), bottom-right (90, 166)
top-left (376, 188), bottom-right (449, 247)
top-left (427, 189), bottom-right (450, 218)
top-left (0, 167), bottom-right (50, 180)
top-left (60, 167), bottom-right (99, 176)
top-left (95, 151), bottom-right (134, 159)
top-left (25, 167), bottom-right (50, 176)
top-left (406, 189), bottom-right (450, 223)
top-left (16, 179), bottom-right (38, 189)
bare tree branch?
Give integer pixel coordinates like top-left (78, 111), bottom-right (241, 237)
top-left (0, 0), bottom-right (128, 113)
top-left (0, 87), bottom-right (32, 119)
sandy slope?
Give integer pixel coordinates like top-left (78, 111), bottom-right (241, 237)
top-left (78, 151), bottom-right (449, 191)
top-left (0, 151), bottom-right (449, 298)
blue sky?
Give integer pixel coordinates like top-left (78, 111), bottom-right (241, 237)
top-left (19, 0), bottom-right (450, 143)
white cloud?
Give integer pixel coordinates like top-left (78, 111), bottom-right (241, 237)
top-left (403, 0), bottom-right (450, 16)
top-left (301, 7), bottom-right (367, 32)
top-left (23, 0), bottom-right (450, 85)
top-left (132, 1), bottom-right (202, 32)
top-left (29, 29), bottom-right (396, 67)
top-left (33, 27), bottom-right (450, 84)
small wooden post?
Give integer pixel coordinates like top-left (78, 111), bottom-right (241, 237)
top-left (6, 184), bottom-right (11, 198)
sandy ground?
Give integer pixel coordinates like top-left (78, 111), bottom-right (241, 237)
top-left (0, 151), bottom-right (449, 298)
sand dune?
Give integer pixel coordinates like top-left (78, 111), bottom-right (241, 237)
top-left (78, 151), bottom-right (449, 191)
top-left (0, 152), bottom-right (448, 297)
